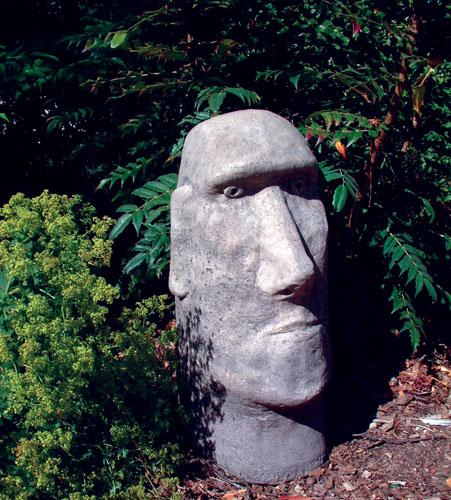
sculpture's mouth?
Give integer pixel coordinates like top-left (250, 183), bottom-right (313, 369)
top-left (261, 310), bottom-right (321, 336)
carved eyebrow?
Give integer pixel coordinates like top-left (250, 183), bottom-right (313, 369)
top-left (209, 166), bottom-right (317, 192)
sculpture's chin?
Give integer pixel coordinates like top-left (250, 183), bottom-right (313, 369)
top-left (238, 376), bottom-right (327, 410)
top-left (212, 361), bottom-right (329, 410)
top-left (253, 380), bottom-right (327, 410)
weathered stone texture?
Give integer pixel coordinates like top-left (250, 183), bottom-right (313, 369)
top-left (170, 109), bottom-right (329, 483)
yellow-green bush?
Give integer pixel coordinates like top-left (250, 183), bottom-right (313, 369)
top-left (0, 192), bottom-right (183, 497)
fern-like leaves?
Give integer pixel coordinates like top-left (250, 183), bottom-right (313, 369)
top-left (389, 287), bottom-right (424, 350)
top-left (382, 230), bottom-right (437, 301)
top-left (301, 110), bottom-right (388, 149)
top-left (98, 156), bottom-right (157, 190)
top-left (318, 161), bottom-right (359, 212)
top-left (109, 173), bottom-right (178, 276)
top-left (195, 86), bottom-right (261, 114)
top-left (381, 230), bottom-right (439, 350)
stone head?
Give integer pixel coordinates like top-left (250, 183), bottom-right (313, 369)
top-left (169, 109), bottom-right (329, 409)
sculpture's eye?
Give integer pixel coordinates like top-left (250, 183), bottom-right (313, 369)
top-left (223, 186), bottom-right (244, 198)
top-left (291, 178), bottom-right (308, 193)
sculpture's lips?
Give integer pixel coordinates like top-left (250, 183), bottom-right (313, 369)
top-left (261, 315), bottom-right (321, 336)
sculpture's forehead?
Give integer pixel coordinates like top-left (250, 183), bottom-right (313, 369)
top-left (178, 109), bottom-right (316, 189)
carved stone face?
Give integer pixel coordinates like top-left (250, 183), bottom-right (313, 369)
top-left (170, 109), bottom-right (329, 410)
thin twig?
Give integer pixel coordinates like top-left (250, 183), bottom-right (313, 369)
top-left (353, 433), bottom-right (446, 450)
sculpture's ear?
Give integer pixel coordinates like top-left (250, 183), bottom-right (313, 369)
top-left (169, 184), bottom-right (194, 299)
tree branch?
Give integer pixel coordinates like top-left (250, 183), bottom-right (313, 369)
top-left (349, 12), bottom-right (419, 229)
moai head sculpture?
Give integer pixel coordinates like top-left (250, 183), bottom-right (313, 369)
top-left (169, 109), bottom-right (329, 484)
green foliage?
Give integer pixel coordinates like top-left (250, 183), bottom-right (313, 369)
top-left (104, 173), bottom-right (178, 276)
top-left (0, 192), bottom-right (183, 497)
top-left (318, 162), bottom-right (359, 213)
top-left (382, 230), bottom-right (437, 302)
top-left (194, 86), bottom-right (261, 114)
top-left (389, 287), bottom-right (424, 351)
top-left (301, 110), bottom-right (387, 147)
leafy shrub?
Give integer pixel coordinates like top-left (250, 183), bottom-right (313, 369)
top-left (0, 192), bottom-right (183, 497)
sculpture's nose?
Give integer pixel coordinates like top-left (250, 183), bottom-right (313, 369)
top-left (255, 186), bottom-right (315, 299)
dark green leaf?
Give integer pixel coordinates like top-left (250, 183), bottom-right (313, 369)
top-left (124, 252), bottom-right (146, 273)
top-left (332, 184), bottom-right (348, 212)
top-left (110, 31), bottom-right (128, 49)
top-left (109, 213), bottom-right (132, 239)
top-left (132, 210), bottom-right (144, 235)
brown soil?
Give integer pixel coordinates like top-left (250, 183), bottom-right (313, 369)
top-left (175, 354), bottom-right (450, 500)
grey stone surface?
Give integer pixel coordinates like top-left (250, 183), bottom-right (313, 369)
top-left (169, 109), bottom-right (330, 484)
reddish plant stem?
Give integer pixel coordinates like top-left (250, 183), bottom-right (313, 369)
top-left (349, 13), bottom-right (419, 229)
top-left (401, 64), bottom-right (438, 153)
top-left (401, 111), bottom-right (420, 153)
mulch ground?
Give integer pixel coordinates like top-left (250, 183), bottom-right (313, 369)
top-left (173, 353), bottom-right (450, 500)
